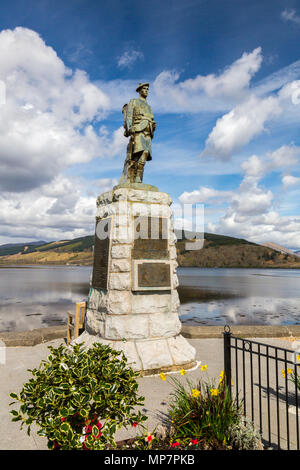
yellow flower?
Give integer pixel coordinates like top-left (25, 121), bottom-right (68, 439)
top-left (201, 364), bottom-right (207, 371)
top-left (192, 389), bottom-right (201, 398)
top-left (160, 372), bottom-right (166, 381)
top-left (219, 370), bottom-right (224, 378)
top-left (282, 368), bottom-right (292, 378)
top-left (180, 369), bottom-right (186, 376)
top-left (210, 388), bottom-right (219, 396)
top-left (206, 411), bottom-right (209, 415)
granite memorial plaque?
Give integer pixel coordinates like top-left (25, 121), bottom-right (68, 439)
top-left (91, 217), bottom-right (111, 289)
top-left (138, 262), bottom-right (171, 288)
top-left (132, 260), bottom-right (171, 291)
top-left (132, 216), bottom-right (169, 260)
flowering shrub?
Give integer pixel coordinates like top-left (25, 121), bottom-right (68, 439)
top-left (165, 367), bottom-right (242, 449)
top-left (9, 342), bottom-right (147, 450)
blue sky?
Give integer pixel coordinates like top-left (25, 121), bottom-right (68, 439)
top-left (0, 0), bottom-right (300, 249)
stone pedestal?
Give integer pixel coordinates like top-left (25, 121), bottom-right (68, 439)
top-left (74, 185), bottom-right (196, 375)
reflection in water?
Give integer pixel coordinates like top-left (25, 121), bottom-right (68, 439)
top-left (179, 295), bottom-right (300, 326)
top-left (0, 266), bottom-right (91, 332)
top-left (177, 268), bottom-right (300, 326)
top-left (0, 266), bottom-right (299, 332)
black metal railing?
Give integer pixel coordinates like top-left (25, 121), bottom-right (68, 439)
top-left (223, 325), bottom-right (300, 450)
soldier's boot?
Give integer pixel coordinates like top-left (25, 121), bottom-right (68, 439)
top-left (128, 161), bottom-right (138, 183)
top-left (135, 162), bottom-right (145, 183)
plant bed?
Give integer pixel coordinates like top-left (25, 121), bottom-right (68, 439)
top-left (9, 343), bottom-right (263, 450)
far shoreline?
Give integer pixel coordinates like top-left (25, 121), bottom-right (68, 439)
top-left (1, 264), bottom-right (300, 269)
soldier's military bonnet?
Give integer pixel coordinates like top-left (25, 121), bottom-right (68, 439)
top-left (136, 82), bottom-right (149, 92)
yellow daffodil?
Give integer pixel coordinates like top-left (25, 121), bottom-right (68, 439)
top-left (192, 389), bottom-right (201, 398)
top-left (201, 364), bottom-right (207, 371)
top-left (180, 369), bottom-right (186, 376)
top-left (282, 368), bottom-right (292, 378)
top-left (160, 372), bottom-right (166, 381)
top-left (210, 388), bottom-right (219, 396)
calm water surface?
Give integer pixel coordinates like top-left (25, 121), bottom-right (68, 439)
top-left (0, 266), bottom-right (299, 332)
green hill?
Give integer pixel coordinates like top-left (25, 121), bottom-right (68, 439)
top-left (0, 232), bottom-right (300, 268)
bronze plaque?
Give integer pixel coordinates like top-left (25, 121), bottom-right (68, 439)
top-left (132, 216), bottom-right (169, 260)
top-left (91, 217), bottom-right (111, 289)
top-left (138, 262), bottom-right (171, 288)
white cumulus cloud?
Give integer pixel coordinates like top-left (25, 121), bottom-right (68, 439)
top-left (201, 95), bottom-right (281, 160)
top-left (0, 27), bottom-right (122, 193)
top-left (282, 175), bottom-right (300, 188)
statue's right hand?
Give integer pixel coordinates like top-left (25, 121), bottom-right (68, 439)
top-left (129, 126), bottom-right (136, 135)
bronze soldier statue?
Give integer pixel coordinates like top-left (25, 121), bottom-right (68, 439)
top-left (119, 83), bottom-right (156, 184)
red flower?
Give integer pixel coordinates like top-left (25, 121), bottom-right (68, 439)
top-left (190, 438), bottom-right (198, 446)
top-left (53, 440), bottom-right (61, 450)
top-left (60, 417), bottom-right (66, 422)
top-left (85, 424), bottom-right (93, 434)
top-left (132, 422), bottom-right (138, 428)
top-left (171, 442), bottom-right (180, 448)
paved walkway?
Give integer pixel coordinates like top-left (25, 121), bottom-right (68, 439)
top-left (0, 335), bottom-right (299, 450)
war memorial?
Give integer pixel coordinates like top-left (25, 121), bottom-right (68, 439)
top-left (75, 83), bottom-right (197, 374)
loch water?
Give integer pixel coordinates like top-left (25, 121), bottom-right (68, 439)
top-left (0, 265), bottom-right (299, 332)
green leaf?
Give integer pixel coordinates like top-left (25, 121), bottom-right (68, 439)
top-left (59, 383), bottom-right (70, 390)
top-left (80, 408), bottom-right (89, 418)
top-left (81, 367), bottom-right (89, 377)
top-left (59, 408), bottom-right (69, 418)
top-left (11, 416), bottom-right (22, 422)
top-left (60, 422), bottom-right (71, 433)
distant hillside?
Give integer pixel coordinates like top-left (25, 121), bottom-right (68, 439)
top-left (177, 235), bottom-right (300, 268)
top-left (261, 242), bottom-right (300, 258)
top-left (0, 232), bottom-right (300, 268)
top-left (0, 241), bottom-right (47, 257)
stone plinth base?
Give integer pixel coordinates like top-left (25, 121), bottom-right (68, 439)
top-left (73, 330), bottom-right (197, 374)
top-left (74, 186), bottom-right (196, 374)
